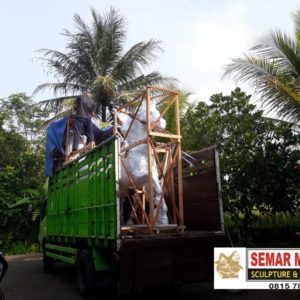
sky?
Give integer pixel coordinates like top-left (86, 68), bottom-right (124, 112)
top-left (0, 0), bottom-right (299, 104)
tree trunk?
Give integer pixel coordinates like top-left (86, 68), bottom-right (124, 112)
top-left (101, 104), bottom-right (106, 122)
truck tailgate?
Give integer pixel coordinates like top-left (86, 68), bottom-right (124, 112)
top-left (119, 232), bottom-right (227, 294)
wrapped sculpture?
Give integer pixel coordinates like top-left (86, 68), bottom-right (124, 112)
top-left (119, 100), bottom-right (169, 225)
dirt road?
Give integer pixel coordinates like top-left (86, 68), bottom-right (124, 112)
top-left (2, 253), bottom-right (300, 300)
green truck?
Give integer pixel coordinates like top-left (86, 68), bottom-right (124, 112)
top-left (39, 135), bottom-right (228, 297)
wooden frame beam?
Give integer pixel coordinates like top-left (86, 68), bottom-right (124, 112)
top-left (120, 158), bottom-right (153, 231)
top-left (150, 95), bottom-right (177, 130)
top-left (115, 86), bottom-right (184, 232)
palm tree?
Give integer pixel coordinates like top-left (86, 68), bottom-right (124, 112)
top-left (34, 7), bottom-right (171, 122)
top-left (159, 86), bottom-right (191, 133)
top-left (222, 10), bottom-right (300, 123)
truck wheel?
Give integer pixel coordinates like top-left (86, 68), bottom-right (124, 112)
top-left (76, 249), bottom-right (96, 298)
top-left (43, 245), bottom-right (54, 272)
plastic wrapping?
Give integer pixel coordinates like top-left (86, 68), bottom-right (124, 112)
top-left (119, 101), bottom-right (169, 225)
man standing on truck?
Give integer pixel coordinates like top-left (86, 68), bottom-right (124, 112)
top-left (72, 92), bottom-right (97, 153)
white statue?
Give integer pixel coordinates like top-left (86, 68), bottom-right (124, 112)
top-left (119, 100), bottom-right (169, 225)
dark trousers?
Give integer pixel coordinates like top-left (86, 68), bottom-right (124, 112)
top-left (72, 117), bottom-right (94, 151)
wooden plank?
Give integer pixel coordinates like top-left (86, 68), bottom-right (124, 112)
top-left (161, 148), bottom-right (176, 223)
top-left (116, 91), bottom-right (146, 111)
top-left (146, 87), bottom-right (155, 226)
top-left (149, 131), bottom-right (181, 139)
top-left (214, 148), bottom-right (225, 233)
top-left (177, 143), bottom-right (184, 226)
top-left (121, 225), bottom-right (148, 234)
top-left (149, 140), bottom-right (180, 225)
top-left (150, 96), bottom-right (177, 130)
top-left (154, 225), bottom-right (185, 234)
top-left (175, 94), bottom-right (184, 226)
top-left (168, 146), bottom-right (183, 224)
top-left (169, 168), bottom-right (177, 223)
top-left (120, 158), bottom-right (152, 231)
top-left (123, 98), bottom-right (143, 140)
top-left (120, 138), bottom-right (147, 153)
top-left (157, 93), bottom-right (175, 106)
top-left (149, 139), bottom-right (163, 171)
top-left (169, 145), bottom-right (179, 223)
top-left (147, 85), bottom-right (179, 95)
top-left (65, 117), bottom-right (71, 157)
top-left (141, 186), bottom-right (146, 224)
top-left (151, 141), bottom-right (182, 224)
top-left (127, 196), bottom-right (139, 224)
top-left (117, 110), bottom-right (145, 125)
top-left (120, 224), bottom-right (184, 235)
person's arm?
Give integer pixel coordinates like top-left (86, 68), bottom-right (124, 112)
top-left (90, 100), bottom-right (97, 117)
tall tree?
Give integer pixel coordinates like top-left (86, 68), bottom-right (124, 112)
top-left (34, 7), bottom-right (171, 121)
top-left (0, 93), bottom-right (48, 141)
top-left (223, 10), bottom-right (300, 123)
top-left (159, 86), bottom-right (191, 133)
top-left (182, 88), bottom-right (300, 244)
top-left (0, 94), bottom-right (48, 251)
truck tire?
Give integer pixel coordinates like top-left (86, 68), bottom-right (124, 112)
top-left (76, 249), bottom-right (96, 298)
top-left (42, 244), bottom-right (54, 272)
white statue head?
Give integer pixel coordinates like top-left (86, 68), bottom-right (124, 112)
top-left (119, 100), bottom-right (166, 138)
top-left (136, 100), bottom-right (166, 129)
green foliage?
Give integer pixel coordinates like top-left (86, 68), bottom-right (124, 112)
top-left (35, 7), bottom-right (173, 121)
top-left (182, 101), bottom-right (220, 150)
top-left (0, 93), bottom-right (49, 139)
top-left (0, 94), bottom-right (47, 253)
top-left (182, 88), bottom-right (300, 245)
top-left (160, 88), bottom-right (190, 133)
top-left (223, 10), bottom-right (300, 122)
top-left (4, 241), bottom-right (40, 255)
top-left (225, 212), bottom-right (300, 247)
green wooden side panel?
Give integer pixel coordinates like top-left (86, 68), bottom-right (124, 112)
top-left (47, 138), bottom-right (117, 244)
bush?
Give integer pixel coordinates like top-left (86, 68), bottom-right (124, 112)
top-left (0, 219), bottom-right (40, 254)
top-left (4, 241), bottom-right (40, 255)
top-left (225, 211), bottom-right (300, 247)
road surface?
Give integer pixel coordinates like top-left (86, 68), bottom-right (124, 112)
top-left (2, 253), bottom-right (300, 300)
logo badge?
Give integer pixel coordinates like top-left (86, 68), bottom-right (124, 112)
top-left (215, 250), bottom-right (243, 279)
top-left (214, 248), bottom-right (300, 289)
